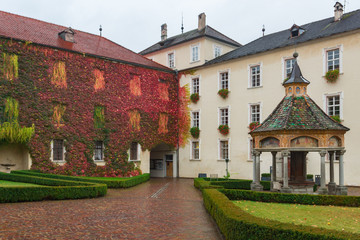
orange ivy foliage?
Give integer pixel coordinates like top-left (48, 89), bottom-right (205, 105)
top-left (2, 53), bottom-right (18, 80)
top-left (51, 61), bottom-right (67, 88)
top-left (129, 110), bottom-right (141, 131)
top-left (178, 85), bottom-right (190, 147)
top-left (158, 113), bottom-right (169, 134)
top-left (52, 104), bottom-right (66, 127)
top-left (130, 75), bottom-right (141, 96)
top-left (93, 69), bottom-right (105, 91)
top-left (158, 82), bottom-right (169, 101)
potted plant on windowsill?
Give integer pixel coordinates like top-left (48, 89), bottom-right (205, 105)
top-left (190, 93), bottom-right (200, 103)
top-left (218, 89), bottom-right (229, 99)
top-left (331, 115), bottom-right (341, 123)
top-left (261, 173), bottom-right (271, 181)
top-left (218, 125), bottom-right (229, 135)
top-left (325, 69), bottom-right (339, 83)
top-left (249, 122), bottom-right (260, 131)
top-left (190, 127), bottom-right (200, 138)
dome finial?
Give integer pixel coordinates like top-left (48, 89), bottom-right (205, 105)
top-left (293, 51), bottom-right (298, 59)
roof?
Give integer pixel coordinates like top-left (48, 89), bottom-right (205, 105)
top-left (0, 10), bottom-right (171, 71)
top-left (283, 60), bottom-right (310, 85)
top-left (205, 9), bottom-right (360, 66)
top-left (139, 25), bottom-right (241, 55)
top-left (251, 95), bottom-right (349, 133)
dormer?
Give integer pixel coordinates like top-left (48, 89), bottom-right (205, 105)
top-left (334, 2), bottom-right (344, 21)
top-left (290, 24), bottom-right (305, 38)
top-left (58, 27), bottom-right (75, 43)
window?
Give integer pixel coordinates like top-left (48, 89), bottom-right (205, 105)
top-left (191, 141), bottom-right (200, 160)
top-left (52, 139), bottom-right (64, 161)
top-left (219, 71), bottom-right (229, 90)
top-left (327, 49), bottom-right (340, 71)
top-left (285, 58), bottom-right (295, 78)
top-left (168, 52), bottom-right (175, 68)
top-left (191, 77), bottom-right (200, 94)
top-left (219, 140), bottom-right (229, 160)
top-left (250, 65), bottom-right (261, 87)
top-left (248, 138), bottom-right (254, 160)
top-left (191, 44), bottom-right (199, 62)
top-left (219, 108), bottom-right (229, 126)
top-left (192, 111), bottom-right (200, 128)
top-left (327, 95), bottom-right (340, 117)
top-left (94, 141), bottom-right (104, 161)
top-left (129, 142), bottom-right (140, 161)
top-left (214, 45), bottom-right (222, 58)
top-left (250, 104), bottom-right (260, 123)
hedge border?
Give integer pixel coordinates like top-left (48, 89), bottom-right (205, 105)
top-left (0, 172), bottom-right (107, 203)
top-left (194, 177), bottom-right (270, 190)
top-left (12, 170), bottom-right (150, 188)
top-left (203, 188), bottom-right (360, 240)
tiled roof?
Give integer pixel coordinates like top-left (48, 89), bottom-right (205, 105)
top-left (0, 10), bottom-right (170, 71)
top-left (139, 25), bottom-right (241, 55)
top-left (205, 9), bottom-right (360, 66)
top-left (252, 95), bottom-right (349, 133)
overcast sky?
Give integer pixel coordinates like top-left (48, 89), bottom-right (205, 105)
top-left (1, 0), bottom-right (360, 53)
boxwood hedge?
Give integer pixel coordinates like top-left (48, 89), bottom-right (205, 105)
top-left (12, 170), bottom-right (150, 188)
top-left (0, 172), bottom-right (107, 203)
top-left (194, 177), bottom-right (270, 190)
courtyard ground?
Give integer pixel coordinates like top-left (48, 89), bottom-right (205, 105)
top-left (0, 178), bottom-right (222, 240)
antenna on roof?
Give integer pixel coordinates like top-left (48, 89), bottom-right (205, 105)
top-left (181, 13), bottom-right (184, 34)
top-left (262, 25), bottom-right (265, 37)
top-left (99, 25), bottom-right (102, 37)
top-left (344, 0), bottom-right (347, 13)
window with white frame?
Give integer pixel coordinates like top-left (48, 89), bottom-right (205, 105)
top-left (214, 45), bottom-right (222, 58)
top-left (219, 108), bottom-right (229, 126)
top-left (327, 95), bottom-right (340, 117)
top-left (191, 141), bottom-right (200, 160)
top-left (191, 44), bottom-right (199, 62)
top-left (52, 139), bottom-right (65, 161)
top-left (219, 71), bottom-right (229, 90)
top-left (219, 140), bottom-right (229, 160)
top-left (168, 52), bottom-right (175, 68)
top-left (250, 104), bottom-right (261, 123)
top-left (327, 49), bottom-right (340, 71)
top-left (285, 58), bottom-right (295, 78)
top-left (250, 65), bottom-right (261, 87)
top-left (192, 111), bottom-right (200, 128)
top-left (94, 141), bottom-right (104, 161)
top-left (129, 142), bottom-right (140, 161)
top-left (191, 77), bottom-right (199, 94)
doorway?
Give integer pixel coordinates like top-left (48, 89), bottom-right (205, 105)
top-left (150, 143), bottom-right (177, 178)
top-left (290, 151), bottom-right (306, 182)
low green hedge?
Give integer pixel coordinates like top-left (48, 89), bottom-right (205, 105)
top-left (0, 172), bottom-right (107, 203)
top-left (222, 189), bottom-right (360, 207)
top-left (194, 178), bottom-right (270, 190)
top-left (203, 189), bottom-right (360, 240)
top-left (12, 170), bottom-right (150, 188)
top-left (194, 178), bottom-right (224, 190)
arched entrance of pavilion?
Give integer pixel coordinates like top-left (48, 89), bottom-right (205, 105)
top-left (150, 143), bottom-right (177, 178)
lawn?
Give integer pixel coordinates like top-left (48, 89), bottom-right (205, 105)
top-left (0, 180), bottom-right (41, 187)
top-left (234, 200), bottom-right (360, 234)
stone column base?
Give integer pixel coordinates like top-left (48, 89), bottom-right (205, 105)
top-left (327, 182), bottom-right (337, 195)
top-left (317, 187), bottom-right (328, 195)
top-left (336, 186), bottom-right (348, 195)
top-left (280, 187), bottom-right (292, 193)
top-left (251, 182), bottom-right (263, 191)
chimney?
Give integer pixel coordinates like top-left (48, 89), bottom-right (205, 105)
top-left (198, 13), bottom-right (206, 31)
top-left (58, 27), bottom-right (75, 43)
top-left (334, 2), bottom-right (344, 21)
top-left (161, 23), bottom-right (167, 41)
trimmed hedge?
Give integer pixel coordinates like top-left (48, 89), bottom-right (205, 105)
top-left (0, 172), bottom-right (107, 203)
top-left (222, 189), bottom-right (360, 207)
top-left (12, 170), bottom-right (150, 188)
top-left (194, 177), bottom-right (270, 190)
top-left (203, 188), bottom-right (360, 240)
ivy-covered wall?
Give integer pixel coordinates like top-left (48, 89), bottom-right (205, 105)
top-left (0, 38), bottom-right (186, 177)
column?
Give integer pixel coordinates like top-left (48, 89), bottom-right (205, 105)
top-left (318, 150), bottom-right (328, 194)
top-left (337, 150), bottom-right (347, 195)
top-left (271, 151), bottom-right (278, 192)
top-left (281, 150), bottom-right (291, 193)
top-left (252, 151), bottom-right (256, 183)
top-left (328, 151), bottom-right (336, 195)
top-left (251, 150), bottom-right (263, 191)
top-left (303, 152), bottom-right (308, 181)
top-left (256, 151), bottom-right (261, 184)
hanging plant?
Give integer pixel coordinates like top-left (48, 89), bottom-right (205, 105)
top-left (331, 115), bottom-right (341, 123)
top-left (190, 127), bottom-right (200, 138)
top-left (190, 93), bottom-right (200, 103)
top-left (325, 69), bottom-right (339, 83)
top-left (218, 125), bottom-right (229, 135)
top-left (218, 89), bottom-right (229, 99)
top-left (249, 122), bottom-right (260, 131)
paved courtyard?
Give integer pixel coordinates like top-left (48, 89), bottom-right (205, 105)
top-left (0, 178), bottom-right (222, 240)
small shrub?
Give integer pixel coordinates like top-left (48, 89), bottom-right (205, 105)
top-left (190, 127), bottom-right (200, 138)
top-left (218, 89), bottom-right (229, 99)
top-left (218, 125), bottom-right (229, 135)
top-left (249, 121), bottom-right (260, 131)
top-left (190, 93), bottom-right (200, 103)
top-left (331, 115), bottom-right (341, 123)
top-left (261, 173), bottom-right (271, 178)
top-left (325, 69), bottom-right (339, 83)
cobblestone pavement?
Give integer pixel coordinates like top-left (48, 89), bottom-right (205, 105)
top-left (0, 178), bottom-right (223, 240)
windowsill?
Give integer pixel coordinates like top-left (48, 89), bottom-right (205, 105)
top-left (190, 60), bottom-right (200, 64)
top-left (217, 159), bottom-right (231, 162)
top-left (52, 160), bottom-right (65, 164)
top-left (94, 160), bottom-right (105, 163)
top-left (322, 72), bottom-right (343, 77)
top-left (325, 160), bottom-right (339, 163)
top-left (190, 159), bottom-right (201, 161)
top-left (129, 159), bottom-right (141, 162)
top-left (247, 159), bottom-right (253, 162)
top-left (247, 86), bottom-right (263, 90)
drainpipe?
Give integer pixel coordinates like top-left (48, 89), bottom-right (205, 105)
top-left (176, 70), bottom-right (180, 178)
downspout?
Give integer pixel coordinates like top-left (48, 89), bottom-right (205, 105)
top-left (176, 70), bottom-right (180, 178)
